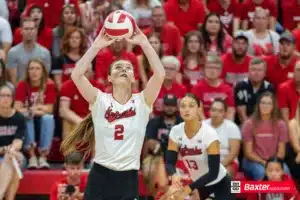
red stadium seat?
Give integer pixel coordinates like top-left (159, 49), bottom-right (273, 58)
top-left (17, 170), bottom-right (150, 196)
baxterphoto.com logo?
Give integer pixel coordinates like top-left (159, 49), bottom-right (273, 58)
top-left (230, 181), bottom-right (296, 194)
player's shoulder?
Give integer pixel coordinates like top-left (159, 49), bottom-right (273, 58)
top-left (171, 122), bottom-right (185, 133)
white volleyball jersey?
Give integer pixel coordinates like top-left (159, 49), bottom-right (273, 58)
top-left (90, 90), bottom-right (152, 171)
top-left (169, 122), bottom-right (227, 186)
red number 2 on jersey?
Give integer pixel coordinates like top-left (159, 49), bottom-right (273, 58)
top-left (186, 160), bottom-right (198, 170)
top-left (114, 125), bottom-right (124, 140)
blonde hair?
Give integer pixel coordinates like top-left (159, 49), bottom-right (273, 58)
top-left (60, 114), bottom-right (94, 157)
top-left (161, 56), bottom-right (180, 71)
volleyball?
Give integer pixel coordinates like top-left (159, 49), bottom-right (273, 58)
top-left (104, 10), bottom-right (136, 40)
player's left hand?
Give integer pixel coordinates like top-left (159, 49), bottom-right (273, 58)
top-left (160, 185), bottom-right (185, 200)
top-left (125, 26), bottom-right (148, 47)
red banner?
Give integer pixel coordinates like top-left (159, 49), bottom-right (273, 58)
top-left (231, 181), bottom-right (297, 193)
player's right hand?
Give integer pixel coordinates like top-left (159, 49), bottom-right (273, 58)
top-left (171, 174), bottom-right (182, 188)
top-left (94, 28), bottom-right (116, 49)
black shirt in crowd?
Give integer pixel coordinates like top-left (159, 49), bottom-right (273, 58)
top-left (0, 111), bottom-right (26, 147)
top-left (235, 78), bottom-right (275, 118)
top-left (146, 115), bottom-right (183, 156)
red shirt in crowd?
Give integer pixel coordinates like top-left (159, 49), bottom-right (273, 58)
top-left (60, 79), bottom-right (104, 118)
top-left (164, 0), bottom-right (205, 36)
top-left (242, 118), bottom-right (288, 160)
top-left (95, 48), bottom-right (139, 82)
top-left (265, 55), bottom-right (299, 90)
top-left (49, 175), bottom-right (87, 200)
top-left (178, 56), bottom-right (204, 90)
top-left (281, 0), bottom-right (300, 31)
top-left (15, 79), bottom-right (57, 105)
top-left (207, 34), bottom-right (233, 55)
top-left (13, 27), bottom-right (53, 50)
top-left (293, 29), bottom-right (300, 52)
top-left (153, 82), bottom-right (187, 116)
top-left (277, 79), bottom-right (300, 119)
top-left (221, 52), bottom-right (252, 86)
top-left (191, 79), bottom-right (235, 117)
top-left (207, 0), bottom-right (241, 35)
top-left (143, 23), bottom-right (182, 56)
top-left (25, 0), bottom-right (80, 28)
top-left (241, 0), bottom-right (277, 29)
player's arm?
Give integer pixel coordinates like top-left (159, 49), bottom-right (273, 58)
top-left (71, 29), bottom-right (115, 104)
top-left (165, 138), bottom-right (180, 177)
top-left (127, 27), bottom-right (165, 107)
top-left (183, 140), bottom-right (221, 195)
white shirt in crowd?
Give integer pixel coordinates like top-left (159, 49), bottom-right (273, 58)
top-left (203, 119), bottom-right (241, 162)
top-left (0, 16), bottom-right (12, 47)
top-left (169, 122), bottom-right (227, 186)
top-left (91, 90), bottom-right (152, 171)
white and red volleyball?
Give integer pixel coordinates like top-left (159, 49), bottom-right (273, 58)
top-left (104, 10), bottom-right (136, 40)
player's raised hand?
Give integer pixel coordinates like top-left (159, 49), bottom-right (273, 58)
top-left (94, 28), bottom-right (116, 49)
top-left (125, 26), bottom-right (148, 47)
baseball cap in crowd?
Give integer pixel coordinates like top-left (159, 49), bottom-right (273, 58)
top-left (163, 94), bottom-right (178, 106)
top-left (279, 32), bottom-right (295, 43)
top-left (233, 31), bottom-right (248, 42)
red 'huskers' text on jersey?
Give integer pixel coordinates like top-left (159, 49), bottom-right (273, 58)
top-left (90, 90), bottom-right (152, 171)
top-left (169, 122), bottom-right (227, 186)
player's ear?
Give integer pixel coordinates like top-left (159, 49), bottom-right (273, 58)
top-left (107, 75), bottom-right (112, 83)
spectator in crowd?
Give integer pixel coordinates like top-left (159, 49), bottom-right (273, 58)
top-left (52, 27), bottom-right (88, 91)
top-left (95, 39), bottom-right (139, 92)
top-left (293, 27), bottom-right (300, 53)
top-left (277, 60), bottom-right (300, 121)
top-left (192, 53), bottom-right (235, 120)
top-left (0, 85), bottom-right (26, 200)
top-left (60, 65), bottom-right (103, 139)
top-left (200, 13), bottom-right (232, 55)
top-left (0, 16), bottom-right (12, 59)
top-left (49, 151), bottom-right (87, 200)
top-left (142, 94), bottom-right (182, 195)
top-left (6, 0), bottom-right (22, 32)
top-left (0, 58), bottom-right (14, 90)
top-left (0, 0), bottom-right (9, 20)
top-left (265, 32), bottom-right (299, 90)
top-left (14, 4), bottom-right (53, 50)
top-left (138, 33), bottom-right (163, 89)
top-left (241, 0), bottom-right (277, 30)
top-left (206, 0), bottom-right (241, 35)
top-left (235, 57), bottom-right (274, 124)
top-left (221, 31), bottom-right (252, 86)
top-left (243, 7), bottom-right (279, 56)
top-left (6, 18), bottom-right (51, 86)
top-left (25, 0), bottom-right (80, 28)
top-left (143, 6), bottom-right (182, 56)
top-left (281, 0), bottom-right (300, 31)
top-left (287, 100), bottom-right (300, 184)
top-left (153, 56), bottom-right (186, 116)
top-left (123, 0), bottom-right (161, 29)
top-left (15, 59), bottom-right (56, 169)
top-left (242, 92), bottom-right (289, 180)
top-left (203, 98), bottom-right (241, 177)
top-left (178, 31), bottom-right (206, 90)
top-left (164, 0), bottom-right (206, 36)
top-left (52, 4), bottom-right (79, 59)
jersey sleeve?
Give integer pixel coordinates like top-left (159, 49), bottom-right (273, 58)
top-left (89, 90), bottom-right (106, 117)
top-left (203, 126), bottom-right (219, 149)
top-left (169, 125), bottom-right (181, 144)
top-left (146, 118), bottom-right (159, 139)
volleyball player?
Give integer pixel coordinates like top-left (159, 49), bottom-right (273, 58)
top-left (60, 26), bottom-right (165, 200)
top-left (164, 94), bottom-right (235, 200)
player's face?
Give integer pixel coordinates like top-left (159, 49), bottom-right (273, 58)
top-left (179, 96), bottom-right (200, 121)
top-left (266, 162), bottom-right (283, 181)
top-left (28, 61), bottom-right (43, 82)
top-left (259, 96), bottom-right (274, 116)
top-left (210, 102), bottom-right (226, 123)
top-left (108, 60), bottom-right (135, 85)
top-left (65, 164), bottom-right (83, 179)
top-left (0, 87), bottom-right (13, 108)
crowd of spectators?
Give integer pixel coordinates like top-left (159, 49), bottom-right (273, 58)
top-left (0, 0), bottom-right (300, 199)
